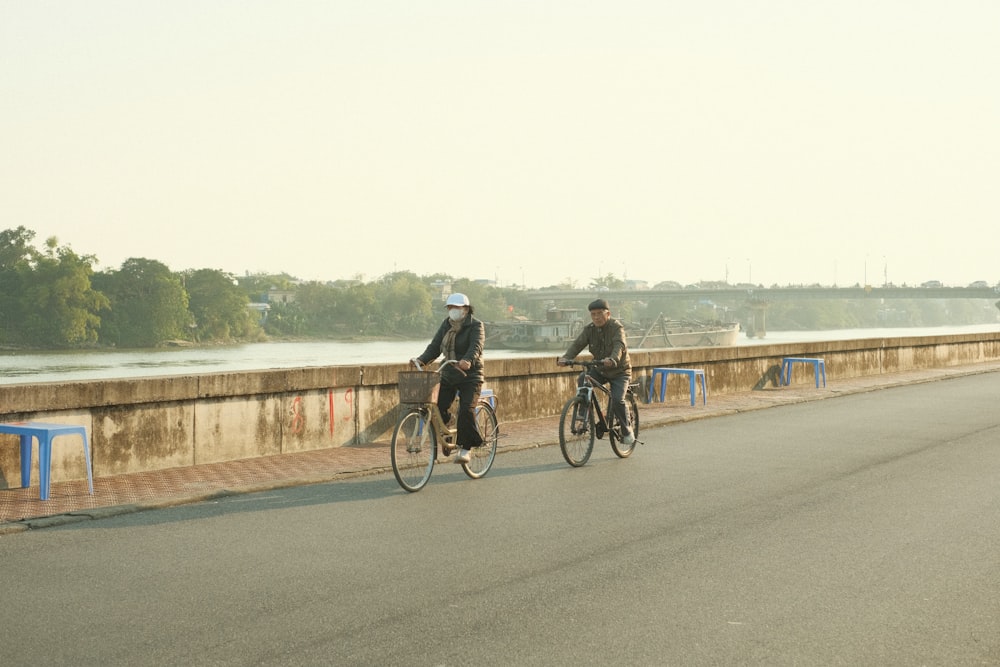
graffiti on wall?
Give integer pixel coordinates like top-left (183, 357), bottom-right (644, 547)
top-left (287, 388), bottom-right (355, 439)
top-left (288, 396), bottom-right (305, 435)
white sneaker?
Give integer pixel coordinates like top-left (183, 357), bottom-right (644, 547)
top-left (454, 449), bottom-right (471, 464)
top-left (622, 433), bottom-right (635, 446)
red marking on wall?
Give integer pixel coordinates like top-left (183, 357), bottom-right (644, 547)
top-left (328, 391), bottom-right (335, 436)
top-left (325, 388), bottom-right (357, 439)
top-left (289, 396), bottom-right (304, 435)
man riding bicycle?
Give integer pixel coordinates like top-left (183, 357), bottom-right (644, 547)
top-left (557, 298), bottom-right (635, 445)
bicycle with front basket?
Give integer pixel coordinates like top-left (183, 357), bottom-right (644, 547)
top-left (557, 359), bottom-right (640, 467)
top-left (390, 360), bottom-right (500, 492)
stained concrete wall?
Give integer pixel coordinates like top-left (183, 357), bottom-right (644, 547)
top-left (2, 332), bottom-right (999, 489)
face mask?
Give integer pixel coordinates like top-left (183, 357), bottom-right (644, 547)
top-left (448, 308), bottom-right (465, 321)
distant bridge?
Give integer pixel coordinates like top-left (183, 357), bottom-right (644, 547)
top-left (524, 286), bottom-right (1000, 303)
top-left (520, 285), bottom-right (1000, 340)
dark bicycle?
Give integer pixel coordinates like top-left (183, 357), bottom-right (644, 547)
top-left (557, 359), bottom-right (640, 467)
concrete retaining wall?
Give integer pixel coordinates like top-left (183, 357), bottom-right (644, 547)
top-left (3, 332), bottom-right (999, 488)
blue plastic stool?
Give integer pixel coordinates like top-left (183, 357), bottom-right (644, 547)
top-left (0, 422), bottom-right (94, 500)
top-left (781, 357), bottom-right (827, 388)
top-left (648, 368), bottom-right (708, 406)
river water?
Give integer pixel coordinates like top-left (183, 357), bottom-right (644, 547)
top-left (2, 323), bottom-right (999, 385)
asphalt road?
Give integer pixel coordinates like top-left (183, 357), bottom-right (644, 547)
top-left (2, 373), bottom-right (999, 666)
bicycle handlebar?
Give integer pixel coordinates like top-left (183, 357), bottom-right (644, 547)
top-left (557, 358), bottom-right (606, 369)
top-left (410, 358), bottom-right (466, 376)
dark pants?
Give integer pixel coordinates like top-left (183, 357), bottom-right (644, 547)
top-left (438, 377), bottom-right (484, 449)
top-left (580, 370), bottom-right (632, 435)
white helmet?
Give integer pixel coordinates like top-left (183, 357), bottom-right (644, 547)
top-left (445, 293), bottom-right (470, 307)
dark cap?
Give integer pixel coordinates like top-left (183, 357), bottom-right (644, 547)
top-left (588, 298), bottom-right (610, 311)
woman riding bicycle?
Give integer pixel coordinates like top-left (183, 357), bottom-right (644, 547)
top-left (411, 292), bottom-right (485, 464)
top-left (557, 298), bottom-right (635, 446)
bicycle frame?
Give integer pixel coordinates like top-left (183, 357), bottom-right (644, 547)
top-left (557, 359), bottom-right (639, 467)
top-left (391, 360), bottom-right (500, 492)
top-left (575, 373), bottom-right (613, 435)
top-left (408, 401), bottom-right (455, 450)
top-left (402, 358), bottom-right (466, 450)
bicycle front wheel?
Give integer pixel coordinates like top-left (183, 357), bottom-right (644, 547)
top-left (610, 391), bottom-right (640, 458)
top-left (390, 408), bottom-right (436, 492)
top-left (559, 396), bottom-right (594, 467)
top-left (463, 401), bottom-right (499, 479)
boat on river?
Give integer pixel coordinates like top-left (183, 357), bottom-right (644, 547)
top-left (487, 309), bottom-right (741, 351)
top-left (629, 314), bottom-right (741, 348)
top-left (487, 308), bottom-right (583, 351)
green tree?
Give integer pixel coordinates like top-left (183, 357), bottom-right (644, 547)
top-left (290, 280), bottom-right (379, 337)
top-left (336, 282), bottom-right (378, 334)
top-left (236, 271), bottom-right (299, 303)
top-left (16, 237), bottom-right (109, 347)
top-left (184, 269), bottom-right (259, 342)
top-left (261, 301), bottom-right (306, 337)
top-left (375, 272), bottom-right (434, 335)
top-left (0, 226), bottom-right (40, 267)
top-left (0, 226), bottom-right (42, 343)
top-left (448, 278), bottom-right (508, 324)
top-left (295, 281), bottom-right (343, 335)
top-left (93, 258), bottom-right (191, 347)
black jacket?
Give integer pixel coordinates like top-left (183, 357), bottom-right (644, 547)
top-left (416, 315), bottom-right (486, 383)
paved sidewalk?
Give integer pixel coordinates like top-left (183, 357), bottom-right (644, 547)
top-left (3, 362), bottom-right (999, 534)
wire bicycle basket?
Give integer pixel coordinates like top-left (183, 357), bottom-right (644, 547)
top-left (397, 371), bottom-right (441, 404)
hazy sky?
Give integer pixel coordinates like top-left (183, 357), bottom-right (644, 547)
top-left (3, 2), bottom-right (998, 289)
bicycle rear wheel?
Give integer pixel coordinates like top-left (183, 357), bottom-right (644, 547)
top-left (610, 391), bottom-right (640, 458)
top-left (559, 395), bottom-right (594, 467)
top-left (463, 401), bottom-right (498, 479)
top-left (390, 408), bottom-right (436, 492)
